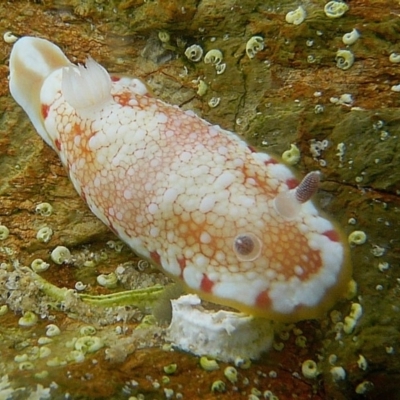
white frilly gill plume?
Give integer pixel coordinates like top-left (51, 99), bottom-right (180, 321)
top-left (62, 57), bottom-right (113, 118)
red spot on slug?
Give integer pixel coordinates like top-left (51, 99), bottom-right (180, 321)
top-left (41, 104), bottom-right (49, 119)
top-left (264, 158), bottom-right (278, 165)
top-left (111, 75), bottom-right (121, 82)
top-left (322, 230), bottom-right (340, 242)
top-left (178, 257), bottom-right (186, 271)
top-left (256, 290), bottom-right (272, 308)
top-left (200, 274), bottom-right (214, 293)
top-left (150, 251), bottom-right (161, 265)
top-left (55, 139), bottom-right (61, 151)
top-left (286, 178), bottom-right (299, 189)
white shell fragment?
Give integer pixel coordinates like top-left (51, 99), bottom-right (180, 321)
top-left (246, 36), bottom-right (264, 59)
top-left (342, 29), bottom-right (360, 45)
top-left (166, 294), bottom-right (273, 362)
top-left (285, 6), bottom-right (307, 25)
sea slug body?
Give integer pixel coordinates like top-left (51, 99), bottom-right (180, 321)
top-left (9, 37), bottom-right (351, 322)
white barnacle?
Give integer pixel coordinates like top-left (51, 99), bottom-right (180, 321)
top-left (355, 381), bottom-right (374, 395)
top-left (31, 258), bottom-right (50, 273)
top-left (330, 366), bottom-right (346, 381)
top-left (348, 230), bottom-right (367, 245)
top-left (196, 80), bottom-right (208, 96)
top-left (19, 311), bottom-right (38, 327)
top-left (75, 336), bottom-right (103, 353)
top-left (3, 31), bottom-right (18, 44)
top-left (301, 359), bottom-right (319, 379)
top-left (46, 324), bottom-right (61, 337)
top-left (223, 366), bottom-right (237, 384)
top-left (389, 53), bottom-right (400, 63)
top-left (204, 49), bottom-right (223, 65)
top-left (246, 36), bottom-right (264, 59)
top-left (0, 225), bottom-right (10, 240)
top-left (285, 6), bottom-right (307, 25)
top-left (51, 246), bottom-right (71, 264)
top-left (357, 354), bottom-right (368, 371)
top-left (35, 202), bottom-right (53, 216)
top-left (158, 31), bottom-right (170, 43)
top-left (336, 49), bottom-right (354, 70)
top-left (0, 304), bottom-right (8, 316)
top-left (184, 44), bottom-right (203, 62)
top-left (342, 29), bottom-right (360, 45)
top-left (36, 226), bottom-right (53, 243)
top-left (215, 63), bottom-right (226, 75)
top-left (74, 281), bottom-right (87, 291)
top-left (97, 272), bottom-right (118, 288)
top-left (324, 1), bottom-right (349, 18)
top-left (208, 97), bottom-right (221, 108)
top-left (80, 325), bottom-right (97, 336)
top-left (282, 144), bottom-right (300, 165)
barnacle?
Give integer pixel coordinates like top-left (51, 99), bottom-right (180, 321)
top-left (31, 258), bottom-right (50, 272)
top-left (0, 225), bottom-right (10, 240)
top-left (97, 272), bottom-right (118, 288)
top-left (39, 346), bottom-right (52, 359)
top-left (50, 246), bottom-right (71, 264)
top-left (215, 63), bottom-right (226, 75)
top-left (80, 325), bottom-right (96, 336)
top-left (200, 356), bottom-right (219, 371)
top-left (389, 53), bottom-right (400, 63)
top-left (348, 230), bottom-right (367, 245)
top-left (158, 31), bottom-right (170, 44)
top-left (208, 97), bottom-right (220, 108)
top-left (19, 311), bottom-right (38, 327)
top-left (246, 36), bottom-right (264, 59)
top-left (357, 355), bottom-right (368, 371)
top-left (184, 44), bottom-right (203, 62)
top-left (3, 31), bottom-right (18, 44)
top-left (163, 363), bottom-right (177, 374)
top-left (330, 366), bottom-right (346, 381)
top-left (204, 49), bottom-right (223, 65)
top-left (196, 80), bottom-right (208, 96)
top-left (342, 29), bottom-right (360, 45)
top-left (224, 366), bottom-right (238, 383)
top-left (336, 49), bottom-right (354, 70)
top-left (211, 380), bottom-right (226, 393)
top-left (35, 202), bottom-right (53, 216)
top-left (36, 227), bottom-right (53, 243)
top-left (46, 324), bottom-right (61, 337)
top-left (285, 6), bottom-right (307, 25)
top-left (74, 336), bottom-right (103, 353)
top-left (74, 281), bottom-right (87, 291)
top-left (324, 1), bottom-right (349, 18)
top-left (301, 359), bottom-right (318, 379)
top-left (282, 144), bottom-right (300, 165)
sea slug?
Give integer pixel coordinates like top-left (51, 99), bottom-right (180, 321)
top-left (9, 37), bottom-right (351, 322)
